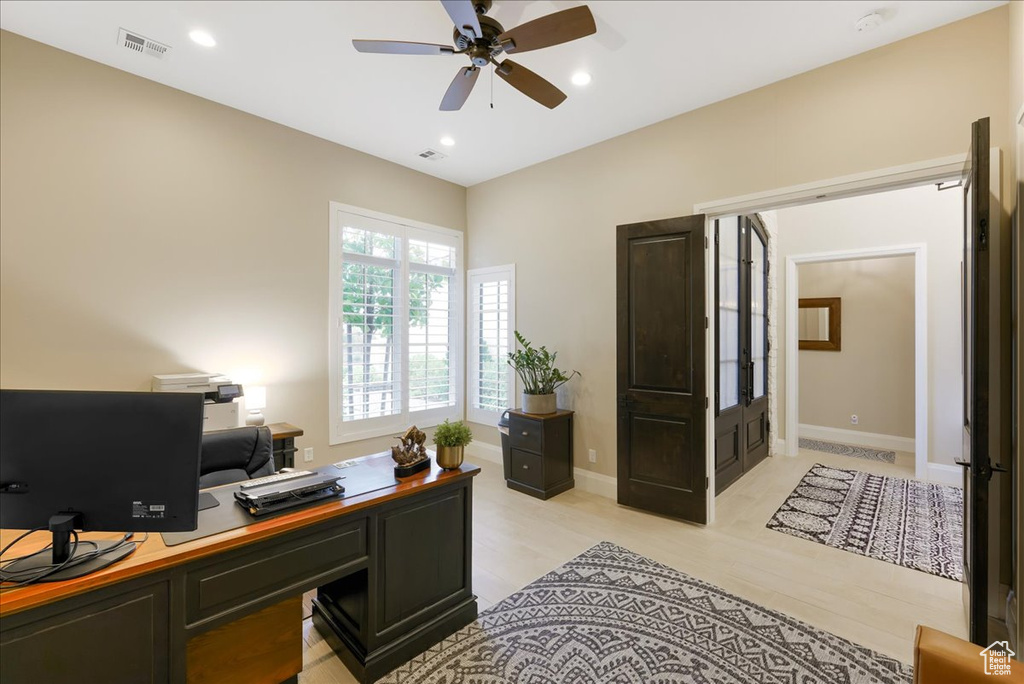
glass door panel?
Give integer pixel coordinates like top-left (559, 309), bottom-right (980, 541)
top-left (717, 217), bottom-right (740, 411)
top-left (751, 229), bottom-right (767, 400)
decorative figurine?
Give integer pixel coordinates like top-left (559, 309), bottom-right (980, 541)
top-left (391, 425), bottom-right (431, 477)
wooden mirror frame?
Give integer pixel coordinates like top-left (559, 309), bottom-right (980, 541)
top-left (798, 297), bottom-right (842, 351)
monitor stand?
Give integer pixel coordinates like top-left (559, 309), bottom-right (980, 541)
top-left (198, 491), bottom-right (220, 511)
top-left (0, 512), bottom-right (136, 583)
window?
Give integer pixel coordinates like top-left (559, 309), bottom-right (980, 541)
top-left (467, 265), bottom-right (515, 425)
top-left (329, 204), bottom-right (462, 444)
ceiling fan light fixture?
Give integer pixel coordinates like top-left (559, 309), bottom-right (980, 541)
top-left (440, 136), bottom-right (455, 146)
top-left (354, 0), bottom-right (595, 111)
top-left (571, 71), bottom-right (592, 86)
top-left (189, 29), bottom-right (216, 47)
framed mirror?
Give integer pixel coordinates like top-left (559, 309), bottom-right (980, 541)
top-left (798, 297), bottom-right (841, 351)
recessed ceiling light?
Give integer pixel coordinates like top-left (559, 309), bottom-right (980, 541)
top-left (855, 12), bottom-right (884, 33)
top-left (571, 71), bottom-right (592, 87)
top-left (439, 136), bottom-right (455, 147)
top-left (189, 29), bottom-right (216, 47)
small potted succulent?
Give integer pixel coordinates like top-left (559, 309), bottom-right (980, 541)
top-left (433, 420), bottom-right (473, 470)
top-left (507, 331), bottom-right (580, 415)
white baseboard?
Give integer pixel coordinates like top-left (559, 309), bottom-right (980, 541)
top-left (926, 463), bottom-right (963, 486)
top-left (465, 442), bottom-right (617, 500)
top-left (798, 424), bottom-right (915, 453)
top-left (772, 438), bottom-right (787, 456)
top-left (574, 469), bottom-right (617, 499)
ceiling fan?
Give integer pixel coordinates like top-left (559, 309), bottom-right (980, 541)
top-left (352, 0), bottom-right (597, 111)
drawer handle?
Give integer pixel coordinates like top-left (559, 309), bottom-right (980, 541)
top-left (521, 431), bottom-right (529, 436)
top-left (522, 464), bottom-right (529, 470)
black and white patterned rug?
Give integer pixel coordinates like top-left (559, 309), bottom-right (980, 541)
top-left (767, 464), bottom-right (963, 580)
top-left (798, 437), bottom-right (896, 463)
top-left (381, 542), bottom-right (912, 683)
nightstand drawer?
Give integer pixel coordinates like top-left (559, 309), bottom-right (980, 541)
top-left (509, 449), bottom-right (544, 489)
top-left (509, 415), bottom-right (543, 453)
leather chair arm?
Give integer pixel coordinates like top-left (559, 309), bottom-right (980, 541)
top-left (914, 625), bottom-right (1022, 683)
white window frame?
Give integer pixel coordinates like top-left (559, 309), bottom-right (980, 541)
top-left (328, 202), bottom-right (464, 444)
top-left (466, 265), bottom-right (516, 425)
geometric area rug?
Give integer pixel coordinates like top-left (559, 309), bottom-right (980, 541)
top-left (798, 437), bottom-right (896, 463)
top-left (379, 541), bottom-right (913, 683)
top-left (767, 463), bottom-right (963, 581)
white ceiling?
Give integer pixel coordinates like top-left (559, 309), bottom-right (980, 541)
top-left (0, 1), bottom-right (1004, 186)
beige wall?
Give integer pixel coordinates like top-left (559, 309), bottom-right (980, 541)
top-left (776, 185), bottom-right (963, 465)
top-left (466, 7), bottom-right (1010, 476)
top-left (0, 30), bottom-right (467, 466)
top-left (797, 257), bottom-right (915, 439)
top-left (1009, 0), bottom-right (1023, 659)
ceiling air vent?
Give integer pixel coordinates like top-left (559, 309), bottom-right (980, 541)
top-left (417, 148), bottom-right (447, 161)
top-left (117, 28), bottom-right (171, 60)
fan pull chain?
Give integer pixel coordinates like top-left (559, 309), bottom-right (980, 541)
top-left (490, 65), bottom-right (494, 109)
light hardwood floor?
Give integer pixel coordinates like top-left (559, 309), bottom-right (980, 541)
top-left (298, 448), bottom-right (965, 683)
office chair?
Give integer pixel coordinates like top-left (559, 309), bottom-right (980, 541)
top-left (199, 426), bottom-right (275, 488)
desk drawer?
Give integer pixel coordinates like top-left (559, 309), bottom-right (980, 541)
top-left (186, 518), bottom-right (366, 625)
top-left (509, 415), bottom-right (542, 453)
top-left (509, 449), bottom-right (544, 490)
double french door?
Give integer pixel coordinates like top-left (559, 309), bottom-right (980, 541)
top-left (714, 215), bottom-right (770, 494)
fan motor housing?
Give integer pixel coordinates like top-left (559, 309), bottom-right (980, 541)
top-left (454, 13), bottom-right (505, 64)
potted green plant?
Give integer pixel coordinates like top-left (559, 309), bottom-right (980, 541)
top-left (507, 331), bottom-right (580, 415)
top-left (433, 419), bottom-right (473, 470)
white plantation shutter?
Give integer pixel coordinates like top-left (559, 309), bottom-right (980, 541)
top-left (467, 265), bottom-right (515, 425)
top-left (339, 224), bottom-right (402, 423)
top-left (407, 233), bottom-right (457, 414)
top-left (329, 206), bottom-right (463, 444)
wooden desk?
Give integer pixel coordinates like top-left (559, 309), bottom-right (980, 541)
top-left (267, 422), bottom-right (304, 470)
top-left (0, 454), bottom-right (479, 684)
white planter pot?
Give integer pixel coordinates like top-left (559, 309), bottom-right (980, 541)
top-left (521, 392), bottom-right (556, 415)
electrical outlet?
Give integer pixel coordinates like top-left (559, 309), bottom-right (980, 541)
top-left (303, 447), bottom-right (314, 463)
top-left (850, 415), bottom-right (859, 425)
top-left (588, 449), bottom-right (597, 463)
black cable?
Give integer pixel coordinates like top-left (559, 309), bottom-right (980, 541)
top-left (0, 531), bottom-right (81, 588)
top-left (0, 526), bottom-right (44, 562)
top-left (0, 531), bottom-right (145, 588)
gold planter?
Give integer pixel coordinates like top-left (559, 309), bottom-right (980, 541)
top-left (435, 445), bottom-right (465, 470)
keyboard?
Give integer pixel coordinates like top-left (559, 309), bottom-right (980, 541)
top-left (240, 470), bottom-right (315, 491)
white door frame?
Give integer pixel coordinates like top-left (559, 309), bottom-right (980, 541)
top-left (693, 153), bottom-right (964, 521)
top-left (786, 245), bottom-right (928, 480)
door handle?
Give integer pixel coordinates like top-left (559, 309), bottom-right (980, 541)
top-left (748, 361), bottom-right (755, 403)
top-left (955, 459), bottom-right (971, 467)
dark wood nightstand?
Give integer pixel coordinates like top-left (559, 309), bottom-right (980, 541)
top-left (268, 422), bottom-right (303, 470)
top-left (505, 409), bottom-right (574, 499)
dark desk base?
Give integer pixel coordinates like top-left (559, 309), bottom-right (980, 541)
top-left (1, 468), bottom-right (477, 684)
top-left (312, 597), bottom-right (476, 683)
top-left (311, 478), bottom-right (478, 683)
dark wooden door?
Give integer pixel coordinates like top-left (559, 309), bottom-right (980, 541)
top-left (616, 215), bottom-right (707, 523)
top-left (957, 116), bottom-right (991, 646)
top-left (714, 215), bottom-right (770, 494)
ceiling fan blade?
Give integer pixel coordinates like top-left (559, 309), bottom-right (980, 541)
top-left (440, 0), bottom-right (483, 39)
top-left (352, 40), bottom-right (454, 55)
top-left (495, 60), bottom-right (566, 109)
top-left (497, 6), bottom-right (597, 55)
top-left (440, 67), bottom-right (480, 111)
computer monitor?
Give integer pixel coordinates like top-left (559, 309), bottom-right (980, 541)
top-left (0, 389), bottom-right (204, 582)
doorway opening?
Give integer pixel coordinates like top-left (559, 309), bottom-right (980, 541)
top-left (791, 252), bottom-right (919, 479)
top-left (695, 152), bottom-right (970, 520)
